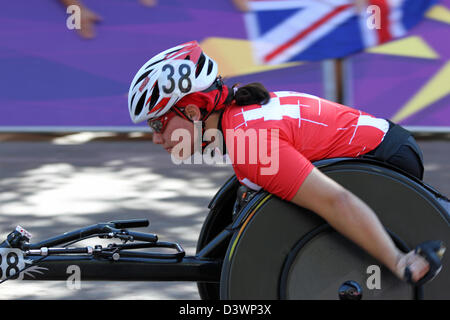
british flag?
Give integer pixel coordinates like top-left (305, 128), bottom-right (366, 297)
top-left (244, 0), bottom-right (437, 64)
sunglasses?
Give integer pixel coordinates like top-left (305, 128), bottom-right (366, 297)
top-left (147, 107), bottom-right (188, 133)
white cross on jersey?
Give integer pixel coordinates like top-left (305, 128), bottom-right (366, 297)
top-left (233, 92), bottom-right (328, 129)
top-left (337, 110), bottom-right (389, 145)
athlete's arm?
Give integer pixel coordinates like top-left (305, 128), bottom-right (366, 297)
top-left (60, 0), bottom-right (102, 39)
top-left (290, 168), bottom-right (410, 277)
top-left (235, 130), bottom-right (428, 280)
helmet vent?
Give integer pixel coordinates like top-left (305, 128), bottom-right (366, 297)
top-left (207, 60), bottom-right (214, 75)
top-left (163, 48), bottom-right (181, 59)
top-left (145, 58), bottom-right (164, 70)
top-left (134, 70), bottom-right (152, 89)
top-left (134, 90), bottom-right (147, 116)
top-left (196, 53), bottom-right (206, 78)
top-left (130, 92), bottom-right (137, 110)
top-left (148, 83), bottom-right (160, 110)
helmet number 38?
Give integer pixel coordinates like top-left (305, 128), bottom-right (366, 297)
top-left (161, 63), bottom-right (192, 94)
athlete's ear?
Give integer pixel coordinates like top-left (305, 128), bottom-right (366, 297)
top-left (185, 104), bottom-right (202, 121)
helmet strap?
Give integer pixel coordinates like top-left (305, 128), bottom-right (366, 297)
top-left (173, 77), bottom-right (227, 153)
top-left (200, 77), bottom-right (224, 123)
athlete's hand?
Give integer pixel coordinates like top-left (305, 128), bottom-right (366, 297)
top-left (78, 6), bottom-right (102, 39)
top-left (139, 0), bottom-right (158, 7)
top-left (395, 251), bottom-right (430, 282)
top-left (232, 0), bottom-right (249, 12)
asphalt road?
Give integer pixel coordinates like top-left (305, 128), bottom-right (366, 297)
top-left (0, 133), bottom-right (449, 299)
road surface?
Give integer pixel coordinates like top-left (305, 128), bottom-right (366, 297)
top-left (0, 133), bottom-right (448, 299)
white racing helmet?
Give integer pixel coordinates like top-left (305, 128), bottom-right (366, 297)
top-left (128, 41), bottom-right (219, 124)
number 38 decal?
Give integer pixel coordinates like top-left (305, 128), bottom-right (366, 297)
top-left (0, 248), bottom-right (25, 280)
top-left (161, 62), bottom-right (193, 94)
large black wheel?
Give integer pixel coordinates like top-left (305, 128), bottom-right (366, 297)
top-left (196, 176), bottom-right (239, 300)
top-left (219, 160), bottom-right (449, 300)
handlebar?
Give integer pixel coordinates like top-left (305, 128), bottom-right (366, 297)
top-left (0, 218), bottom-right (185, 261)
top-left (124, 230), bottom-right (158, 243)
top-left (108, 219), bottom-right (149, 229)
top-left (22, 220), bottom-right (152, 250)
top-left (0, 218), bottom-right (186, 286)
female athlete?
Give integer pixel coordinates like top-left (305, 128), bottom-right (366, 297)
top-left (127, 41), bottom-right (444, 287)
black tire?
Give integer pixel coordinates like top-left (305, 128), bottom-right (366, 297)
top-left (220, 160), bottom-right (449, 299)
top-left (196, 176), bottom-right (238, 300)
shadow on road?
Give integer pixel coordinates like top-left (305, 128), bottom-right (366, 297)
top-left (0, 137), bottom-right (448, 299)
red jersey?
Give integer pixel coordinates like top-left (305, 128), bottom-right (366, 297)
top-left (221, 91), bottom-right (389, 201)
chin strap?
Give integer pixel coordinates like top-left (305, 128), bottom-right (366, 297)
top-left (174, 77), bottom-right (231, 153)
top-left (201, 77), bottom-right (224, 122)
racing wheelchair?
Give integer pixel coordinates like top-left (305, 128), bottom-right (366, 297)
top-left (1, 158), bottom-right (448, 299)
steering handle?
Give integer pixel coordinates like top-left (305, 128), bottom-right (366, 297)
top-left (108, 219), bottom-right (150, 229)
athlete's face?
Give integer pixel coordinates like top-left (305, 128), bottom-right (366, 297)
top-left (151, 105), bottom-right (201, 159)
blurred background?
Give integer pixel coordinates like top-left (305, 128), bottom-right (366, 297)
top-left (0, 0), bottom-right (449, 299)
top-left (1, 0), bottom-right (449, 131)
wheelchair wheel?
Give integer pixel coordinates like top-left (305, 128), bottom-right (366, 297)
top-left (196, 175), bottom-right (239, 300)
top-left (219, 159), bottom-right (450, 300)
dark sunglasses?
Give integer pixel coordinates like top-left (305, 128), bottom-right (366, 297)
top-left (147, 107), bottom-right (189, 133)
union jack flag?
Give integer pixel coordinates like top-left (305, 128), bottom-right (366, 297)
top-left (244, 0), bottom-right (437, 64)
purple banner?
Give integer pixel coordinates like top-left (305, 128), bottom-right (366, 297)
top-left (0, 0), bottom-right (448, 131)
top-left (351, 4), bottom-right (450, 128)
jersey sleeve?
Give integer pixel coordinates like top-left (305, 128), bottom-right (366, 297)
top-left (233, 131), bottom-right (314, 201)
